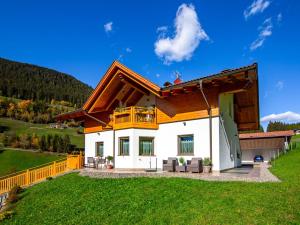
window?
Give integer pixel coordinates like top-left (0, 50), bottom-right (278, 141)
top-left (96, 142), bottom-right (104, 157)
top-left (139, 137), bottom-right (154, 156)
top-left (119, 137), bottom-right (129, 156)
top-left (178, 135), bottom-right (194, 155)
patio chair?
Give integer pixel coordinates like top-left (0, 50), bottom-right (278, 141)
top-left (97, 157), bottom-right (106, 169)
top-left (162, 157), bottom-right (178, 172)
top-left (187, 158), bottom-right (203, 173)
top-left (87, 157), bottom-right (96, 168)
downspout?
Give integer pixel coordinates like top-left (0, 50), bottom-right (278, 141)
top-left (199, 80), bottom-right (213, 161)
top-left (113, 130), bottom-right (115, 168)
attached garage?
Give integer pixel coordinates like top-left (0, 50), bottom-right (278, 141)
top-left (239, 131), bottom-right (294, 163)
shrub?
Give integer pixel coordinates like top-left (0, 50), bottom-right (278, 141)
top-left (0, 210), bottom-right (14, 222)
top-left (39, 135), bottom-right (47, 151)
top-left (6, 185), bottom-right (22, 204)
top-left (46, 177), bottom-right (53, 181)
top-left (203, 157), bottom-right (212, 166)
top-left (179, 157), bottom-right (185, 165)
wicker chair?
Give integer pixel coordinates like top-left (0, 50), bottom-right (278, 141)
top-left (97, 157), bottom-right (106, 169)
top-left (162, 157), bottom-right (178, 172)
top-left (87, 157), bottom-right (96, 168)
top-left (187, 158), bottom-right (203, 173)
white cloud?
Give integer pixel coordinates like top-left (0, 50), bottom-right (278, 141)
top-left (250, 18), bottom-right (272, 51)
top-left (276, 81), bottom-right (284, 90)
top-left (117, 54), bottom-right (123, 61)
top-left (104, 21), bottom-right (113, 33)
top-left (156, 26), bottom-right (168, 33)
top-left (244, 0), bottom-right (271, 19)
top-left (277, 13), bottom-right (282, 23)
top-left (261, 111), bottom-right (300, 123)
top-left (154, 3), bottom-right (209, 64)
top-left (125, 47), bottom-right (132, 53)
top-left (156, 73), bottom-right (160, 78)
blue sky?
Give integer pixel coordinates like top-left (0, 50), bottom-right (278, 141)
top-left (0, 0), bottom-right (299, 129)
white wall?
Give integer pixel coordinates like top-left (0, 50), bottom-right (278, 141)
top-left (114, 129), bottom-right (158, 169)
top-left (84, 117), bottom-right (222, 171)
top-left (219, 93), bottom-right (241, 170)
top-left (85, 130), bottom-right (114, 163)
top-left (156, 118), bottom-right (220, 170)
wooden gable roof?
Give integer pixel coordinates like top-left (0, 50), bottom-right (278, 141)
top-left (83, 61), bottom-right (161, 113)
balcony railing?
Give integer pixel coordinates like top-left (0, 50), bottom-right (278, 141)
top-left (113, 106), bottom-right (158, 130)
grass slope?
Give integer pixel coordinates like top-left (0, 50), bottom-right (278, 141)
top-left (0, 117), bottom-right (84, 148)
top-left (0, 149), bottom-right (63, 177)
top-left (3, 149), bottom-right (300, 224)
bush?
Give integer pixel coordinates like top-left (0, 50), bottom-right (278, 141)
top-left (6, 185), bottom-right (22, 204)
top-left (0, 210), bottom-right (14, 222)
top-left (179, 157), bottom-right (185, 165)
top-left (203, 157), bottom-right (212, 166)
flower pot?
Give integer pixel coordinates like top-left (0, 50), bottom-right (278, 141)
top-left (203, 165), bottom-right (211, 173)
top-left (107, 164), bottom-right (113, 169)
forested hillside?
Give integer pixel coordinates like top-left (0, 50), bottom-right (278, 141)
top-left (267, 121), bottom-right (300, 132)
top-left (0, 58), bottom-right (93, 107)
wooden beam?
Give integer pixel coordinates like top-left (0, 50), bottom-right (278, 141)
top-left (105, 84), bottom-right (131, 110)
top-left (120, 76), bottom-right (150, 96)
top-left (121, 87), bottom-right (135, 103)
top-left (88, 75), bottom-right (120, 113)
top-left (124, 89), bottom-right (138, 105)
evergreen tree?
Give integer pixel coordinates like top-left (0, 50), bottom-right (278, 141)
top-left (46, 134), bottom-right (53, 151)
top-left (63, 134), bottom-right (71, 153)
top-left (0, 57), bottom-right (93, 107)
top-left (39, 135), bottom-right (47, 151)
top-left (52, 134), bottom-right (59, 152)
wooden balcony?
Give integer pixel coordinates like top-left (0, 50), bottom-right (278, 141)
top-left (113, 106), bottom-right (158, 130)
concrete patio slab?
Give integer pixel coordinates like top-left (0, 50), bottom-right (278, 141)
top-left (79, 163), bottom-right (280, 183)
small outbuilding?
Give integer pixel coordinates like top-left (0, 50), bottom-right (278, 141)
top-left (239, 130), bottom-right (294, 163)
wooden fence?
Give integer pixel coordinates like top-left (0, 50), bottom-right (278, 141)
top-left (0, 153), bottom-right (84, 195)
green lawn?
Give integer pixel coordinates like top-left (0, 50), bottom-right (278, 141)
top-left (3, 149), bottom-right (300, 224)
top-left (0, 148), bottom-right (64, 177)
top-left (0, 117), bottom-right (84, 148)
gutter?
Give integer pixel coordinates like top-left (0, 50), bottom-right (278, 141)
top-left (199, 80), bottom-right (213, 161)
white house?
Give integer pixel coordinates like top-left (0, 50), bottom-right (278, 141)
top-left (57, 61), bottom-right (259, 172)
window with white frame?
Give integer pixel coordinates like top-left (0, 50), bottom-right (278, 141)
top-left (139, 137), bottom-right (154, 156)
top-left (96, 142), bottom-right (104, 157)
top-left (178, 135), bottom-right (194, 155)
top-left (119, 137), bottom-right (129, 156)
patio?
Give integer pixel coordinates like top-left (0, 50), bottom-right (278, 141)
top-left (79, 163), bottom-right (280, 183)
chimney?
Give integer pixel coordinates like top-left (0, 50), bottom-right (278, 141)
top-left (173, 71), bottom-right (182, 85)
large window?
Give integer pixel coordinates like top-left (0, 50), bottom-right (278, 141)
top-left (96, 142), bottom-right (104, 157)
top-left (178, 135), bottom-right (194, 155)
top-left (139, 137), bottom-right (154, 156)
top-left (119, 137), bottom-right (129, 156)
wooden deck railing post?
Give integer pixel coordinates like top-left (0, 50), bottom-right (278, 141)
top-left (131, 107), bottom-right (134, 124)
top-left (26, 169), bottom-right (30, 185)
top-left (53, 161), bottom-right (56, 176)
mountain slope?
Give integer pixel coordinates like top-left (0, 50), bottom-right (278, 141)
top-left (0, 58), bottom-right (93, 107)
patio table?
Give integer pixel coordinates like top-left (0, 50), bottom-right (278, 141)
top-left (176, 165), bottom-right (187, 172)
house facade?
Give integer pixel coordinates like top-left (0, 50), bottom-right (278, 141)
top-left (57, 61), bottom-right (259, 171)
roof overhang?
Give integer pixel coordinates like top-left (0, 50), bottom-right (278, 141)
top-left (56, 62), bottom-right (260, 132)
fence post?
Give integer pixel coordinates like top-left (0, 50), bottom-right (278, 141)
top-left (79, 151), bottom-right (83, 169)
top-left (53, 161), bottom-right (56, 176)
top-left (26, 169), bottom-right (30, 185)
